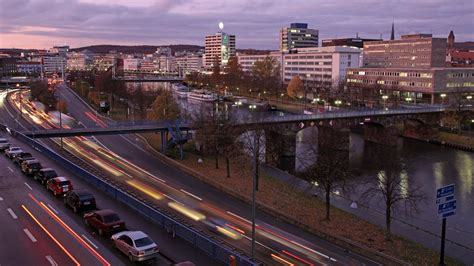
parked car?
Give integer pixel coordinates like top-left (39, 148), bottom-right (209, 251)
top-left (0, 138), bottom-right (10, 151)
top-left (64, 190), bottom-right (96, 213)
top-left (5, 147), bottom-right (22, 158)
top-left (13, 152), bottom-right (34, 165)
top-left (20, 159), bottom-right (42, 176)
top-left (111, 231), bottom-right (159, 262)
top-left (34, 168), bottom-right (58, 185)
top-left (84, 209), bottom-right (126, 236)
top-left (47, 176), bottom-right (73, 196)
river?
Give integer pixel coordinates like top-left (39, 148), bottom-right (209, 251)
top-left (127, 81), bottom-right (474, 262)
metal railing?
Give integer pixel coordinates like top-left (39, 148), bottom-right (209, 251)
top-left (3, 125), bottom-right (256, 266)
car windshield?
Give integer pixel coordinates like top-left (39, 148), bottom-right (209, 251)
top-left (45, 171), bottom-right (57, 178)
top-left (103, 213), bottom-right (120, 223)
top-left (10, 147), bottom-right (20, 151)
top-left (30, 163), bottom-right (42, 168)
top-left (59, 181), bottom-right (70, 186)
top-left (0, 140), bottom-right (8, 143)
top-left (134, 237), bottom-right (154, 248)
top-left (21, 153), bottom-right (33, 158)
top-left (79, 194), bottom-right (94, 201)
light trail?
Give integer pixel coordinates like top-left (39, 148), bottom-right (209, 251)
top-left (28, 194), bottom-right (111, 266)
top-left (22, 205), bottom-right (81, 266)
top-left (126, 180), bottom-right (164, 200)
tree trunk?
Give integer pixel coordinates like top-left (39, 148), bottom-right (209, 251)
top-left (226, 156), bottom-right (230, 178)
top-left (325, 189), bottom-right (331, 220)
top-left (385, 206), bottom-right (392, 241)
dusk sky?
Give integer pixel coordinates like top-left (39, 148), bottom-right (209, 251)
top-left (1, 0), bottom-right (473, 50)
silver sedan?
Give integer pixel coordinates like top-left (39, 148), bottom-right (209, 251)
top-left (111, 231), bottom-right (159, 262)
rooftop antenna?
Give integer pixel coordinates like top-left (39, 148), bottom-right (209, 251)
top-left (380, 33), bottom-right (383, 40)
top-left (356, 32), bottom-right (359, 38)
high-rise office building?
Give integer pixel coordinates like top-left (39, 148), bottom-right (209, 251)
top-left (204, 24), bottom-right (236, 69)
top-left (280, 23), bottom-right (319, 52)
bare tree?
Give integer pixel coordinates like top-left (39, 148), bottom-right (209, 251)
top-left (237, 110), bottom-right (267, 190)
top-left (298, 126), bottom-right (351, 220)
top-left (360, 145), bottom-right (425, 240)
top-left (192, 104), bottom-right (238, 177)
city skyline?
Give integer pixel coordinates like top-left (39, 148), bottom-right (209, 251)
top-left (1, 0), bottom-right (473, 50)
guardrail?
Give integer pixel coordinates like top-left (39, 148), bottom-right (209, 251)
top-left (2, 124), bottom-right (257, 266)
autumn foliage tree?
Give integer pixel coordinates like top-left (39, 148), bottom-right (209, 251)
top-left (286, 76), bottom-right (304, 99)
top-left (147, 89), bottom-right (181, 120)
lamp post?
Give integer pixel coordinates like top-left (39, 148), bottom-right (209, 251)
top-left (335, 100), bottom-right (342, 109)
top-left (382, 95), bottom-right (388, 110)
top-left (405, 97), bottom-right (412, 104)
top-left (440, 93), bottom-right (446, 105)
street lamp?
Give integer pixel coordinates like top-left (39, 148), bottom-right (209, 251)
top-left (440, 93), bottom-right (446, 105)
top-left (405, 97), bottom-right (412, 104)
top-left (382, 95), bottom-right (388, 110)
top-left (467, 95), bottom-right (473, 100)
top-left (335, 100), bottom-right (342, 107)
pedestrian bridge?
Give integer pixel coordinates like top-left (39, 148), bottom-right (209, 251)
top-left (20, 107), bottom-right (446, 138)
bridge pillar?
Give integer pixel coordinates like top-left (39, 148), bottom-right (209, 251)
top-left (317, 126), bottom-right (350, 165)
top-left (265, 128), bottom-right (297, 173)
top-left (363, 123), bottom-right (398, 146)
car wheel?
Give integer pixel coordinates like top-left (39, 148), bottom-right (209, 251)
top-left (128, 253), bottom-right (134, 262)
top-left (99, 229), bottom-right (104, 236)
top-left (63, 198), bottom-right (67, 205)
top-left (84, 219), bottom-right (89, 226)
top-left (53, 190), bottom-right (57, 196)
top-left (73, 206), bottom-right (78, 213)
top-left (33, 175), bottom-right (37, 181)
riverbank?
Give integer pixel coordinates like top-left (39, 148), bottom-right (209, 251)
top-left (404, 131), bottom-right (474, 152)
top-left (136, 135), bottom-right (462, 265)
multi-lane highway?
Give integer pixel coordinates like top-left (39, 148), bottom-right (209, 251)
top-left (0, 91), bottom-right (219, 266)
top-left (2, 86), bottom-right (378, 265)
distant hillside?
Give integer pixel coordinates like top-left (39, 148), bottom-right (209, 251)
top-left (71, 44), bottom-right (203, 54)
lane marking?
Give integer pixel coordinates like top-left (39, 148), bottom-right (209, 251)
top-left (7, 167), bottom-right (14, 173)
top-left (47, 204), bottom-right (59, 215)
top-left (0, 197), bottom-right (3, 201)
top-left (21, 205), bottom-right (81, 266)
top-left (7, 208), bottom-right (18, 219)
top-left (45, 255), bottom-right (58, 266)
top-left (81, 234), bottom-right (99, 249)
top-left (24, 182), bottom-right (33, 190)
top-left (226, 211), bottom-right (251, 224)
top-left (23, 228), bottom-right (37, 243)
top-left (180, 189), bottom-right (203, 201)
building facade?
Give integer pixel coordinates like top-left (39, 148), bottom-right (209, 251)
top-left (363, 34), bottom-right (447, 68)
top-left (322, 37), bottom-right (381, 49)
top-left (67, 51), bottom-right (93, 71)
top-left (17, 61), bottom-right (42, 75)
top-left (346, 67), bottom-right (474, 103)
top-left (280, 23), bottom-right (319, 52)
top-left (282, 46), bottom-right (362, 84)
top-left (123, 58), bottom-right (139, 71)
top-left (204, 32), bottom-right (236, 68)
top-left (43, 55), bottom-right (66, 75)
top-left (176, 54), bottom-right (203, 75)
top-left (237, 52), bottom-right (283, 73)
top-left (0, 57), bottom-right (18, 77)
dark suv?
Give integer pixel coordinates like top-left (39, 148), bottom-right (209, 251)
top-left (34, 168), bottom-right (58, 185)
top-left (13, 152), bottom-right (34, 165)
top-left (21, 160), bottom-right (42, 176)
top-left (64, 191), bottom-right (96, 213)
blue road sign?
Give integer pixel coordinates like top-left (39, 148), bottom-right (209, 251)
top-left (436, 195), bottom-right (455, 205)
top-left (436, 184), bottom-right (455, 199)
top-left (439, 210), bottom-right (456, 219)
top-left (438, 200), bottom-right (457, 214)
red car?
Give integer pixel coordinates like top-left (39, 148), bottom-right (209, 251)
top-left (84, 209), bottom-right (126, 236)
top-left (47, 176), bottom-right (73, 196)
